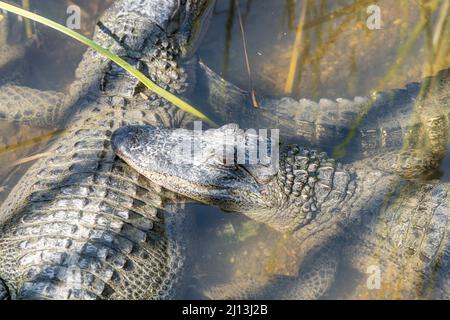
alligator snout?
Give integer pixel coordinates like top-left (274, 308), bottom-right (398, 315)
top-left (111, 124), bottom-right (276, 213)
top-left (110, 124), bottom-right (359, 236)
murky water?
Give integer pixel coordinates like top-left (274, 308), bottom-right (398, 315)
top-left (0, 0), bottom-right (449, 299)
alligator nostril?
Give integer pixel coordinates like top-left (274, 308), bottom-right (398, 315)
top-left (111, 127), bottom-right (127, 151)
top-left (0, 278), bottom-right (11, 300)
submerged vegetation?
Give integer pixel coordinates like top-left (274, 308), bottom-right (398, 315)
top-left (207, 0), bottom-right (450, 99)
top-left (0, 1), bottom-right (216, 126)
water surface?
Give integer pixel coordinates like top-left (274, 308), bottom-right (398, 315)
top-left (0, 0), bottom-right (449, 299)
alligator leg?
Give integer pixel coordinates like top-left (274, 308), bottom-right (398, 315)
top-left (0, 85), bottom-right (66, 128)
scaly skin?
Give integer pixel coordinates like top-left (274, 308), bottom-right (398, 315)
top-left (112, 66), bottom-right (450, 299)
top-left (0, 0), bottom-right (215, 299)
top-left (1, 0), bottom-right (449, 299)
top-left (199, 63), bottom-right (450, 178)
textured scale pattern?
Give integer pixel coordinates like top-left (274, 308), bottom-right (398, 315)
top-left (204, 247), bottom-right (338, 300)
top-left (255, 144), bottom-right (357, 243)
top-left (0, 101), bottom-right (189, 299)
top-left (0, 0), bottom-right (198, 299)
top-left (112, 119), bottom-right (449, 299)
top-left (1, 0), bottom-right (450, 300)
top-left (345, 181), bottom-right (450, 299)
top-left (257, 83), bottom-right (447, 159)
top-left (0, 85), bottom-right (65, 127)
top-left (205, 63), bottom-right (449, 167)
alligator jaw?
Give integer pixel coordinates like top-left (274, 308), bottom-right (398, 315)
top-left (112, 124), bottom-right (361, 236)
top-left (112, 124), bottom-right (275, 213)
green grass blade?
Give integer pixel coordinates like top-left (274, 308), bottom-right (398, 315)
top-left (0, 1), bottom-right (218, 127)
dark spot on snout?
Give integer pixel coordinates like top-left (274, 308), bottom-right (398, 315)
top-left (111, 126), bottom-right (130, 156)
top-left (111, 126), bottom-right (144, 159)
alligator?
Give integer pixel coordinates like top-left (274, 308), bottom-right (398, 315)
top-left (0, 0), bottom-right (449, 300)
top-left (0, 0), bottom-right (217, 299)
top-left (111, 66), bottom-right (450, 299)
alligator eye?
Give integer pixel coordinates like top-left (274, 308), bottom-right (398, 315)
top-left (239, 163), bottom-right (278, 184)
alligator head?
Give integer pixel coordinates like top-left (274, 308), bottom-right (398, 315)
top-left (112, 124), bottom-right (357, 235)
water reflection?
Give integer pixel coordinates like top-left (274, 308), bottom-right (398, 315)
top-left (0, 0), bottom-right (449, 299)
top-left (202, 0), bottom-right (449, 100)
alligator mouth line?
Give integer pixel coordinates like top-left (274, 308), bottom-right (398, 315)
top-left (111, 124), bottom-right (271, 211)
